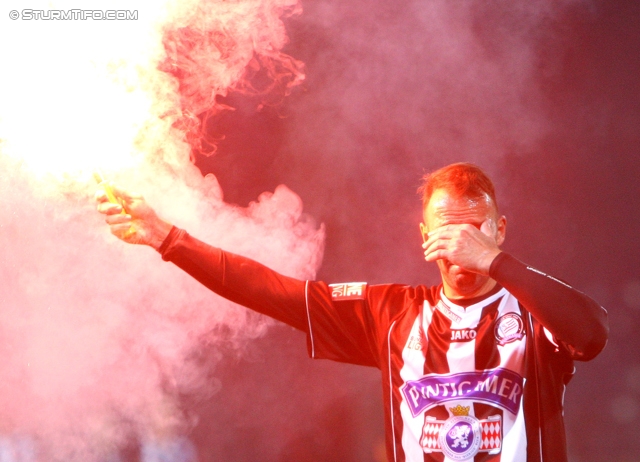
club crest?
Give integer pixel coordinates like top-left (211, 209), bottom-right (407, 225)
top-left (494, 313), bottom-right (524, 345)
top-left (421, 406), bottom-right (502, 458)
top-left (439, 406), bottom-right (481, 460)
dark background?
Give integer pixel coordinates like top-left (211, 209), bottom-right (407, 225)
top-left (187, 0), bottom-right (639, 460)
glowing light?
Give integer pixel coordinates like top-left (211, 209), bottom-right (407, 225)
top-left (0, 1), bottom-right (165, 178)
top-left (0, 0), bottom-right (303, 177)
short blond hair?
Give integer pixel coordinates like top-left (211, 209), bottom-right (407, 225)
top-left (418, 163), bottom-right (498, 211)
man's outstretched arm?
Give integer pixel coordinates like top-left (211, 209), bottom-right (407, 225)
top-left (96, 185), bottom-right (309, 331)
top-left (159, 227), bottom-right (308, 331)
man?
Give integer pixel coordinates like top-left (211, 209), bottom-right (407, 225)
top-left (97, 163), bottom-right (608, 461)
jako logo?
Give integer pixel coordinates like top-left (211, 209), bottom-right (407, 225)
top-left (450, 329), bottom-right (477, 342)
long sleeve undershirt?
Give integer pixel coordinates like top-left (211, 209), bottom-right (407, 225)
top-left (489, 252), bottom-right (608, 360)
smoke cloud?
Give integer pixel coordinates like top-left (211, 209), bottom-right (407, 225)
top-left (0, 0), bottom-right (322, 460)
top-left (250, 0), bottom-right (587, 286)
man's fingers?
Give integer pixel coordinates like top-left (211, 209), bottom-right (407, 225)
top-left (424, 248), bottom-right (447, 262)
top-left (97, 201), bottom-right (123, 215)
top-left (105, 213), bottom-right (131, 225)
top-left (95, 189), bottom-right (108, 203)
top-left (423, 236), bottom-right (450, 261)
top-left (426, 225), bottom-right (450, 239)
top-left (424, 225), bottom-right (460, 246)
top-left (95, 182), bottom-right (146, 223)
top-left (110, 223), bottom-right (137, 241)
top-left (423, 237), bottom-right (445, 253)
top-left (110, 221), bottom-right (132, 232)
top-left (422, 227), bottom-right (454, 252)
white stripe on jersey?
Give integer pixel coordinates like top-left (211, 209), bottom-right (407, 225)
top-left (493, 292), bottom-right (527, 460)
top-left (388, 320), bottom-right (399, 462)
top-left (304, 280), bottom-right (316, 358)
top-left (443, 289), bottom-right (489, 372)
top-left (398, 288), bottom-right (527, 461)
top-left (399, 314), bottom-right (428, 460)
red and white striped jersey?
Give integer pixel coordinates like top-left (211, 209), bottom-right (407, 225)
top-left (306, 282), bottom-right (533, 462)
top-left (160, 228), bottom-right (608, 462)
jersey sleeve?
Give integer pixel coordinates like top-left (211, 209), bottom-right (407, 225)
top-left (305, 281), bottom-right (411, 368)
top-left (159, 226), bottom-right (309, 331)
top-left (489, 252), bottom-right (609, 361)
top-left (158, 227), bottom-right (417, 369)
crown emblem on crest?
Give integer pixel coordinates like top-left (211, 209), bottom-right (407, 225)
top-left (449, 405), bottom-right (470, 416)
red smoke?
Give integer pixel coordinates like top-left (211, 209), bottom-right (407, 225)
top-left (160, 0), bottom-right (305, 158)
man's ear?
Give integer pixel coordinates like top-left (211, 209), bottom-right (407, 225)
top-left (419, 222), bottom-right (428, 243)
top-left (495, 215), bottom-right (507, 246)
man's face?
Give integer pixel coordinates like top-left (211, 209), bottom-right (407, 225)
top-left (423, 188), bottom-right (506, 299)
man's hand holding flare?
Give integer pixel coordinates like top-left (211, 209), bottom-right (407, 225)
top-left (421, 220), bottom-right (502, 275)
top-left (96, 184), bottom-right (173, 250)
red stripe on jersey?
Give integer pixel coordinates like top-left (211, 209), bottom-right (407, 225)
top-left (474, 299), bottom-right (503, 370)
top-left (424, 306), bottom-right (454, 375)
top-left (472, 300), bottom-right (505, 462)
top-left (421, 294), bottom-right (452, 462)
